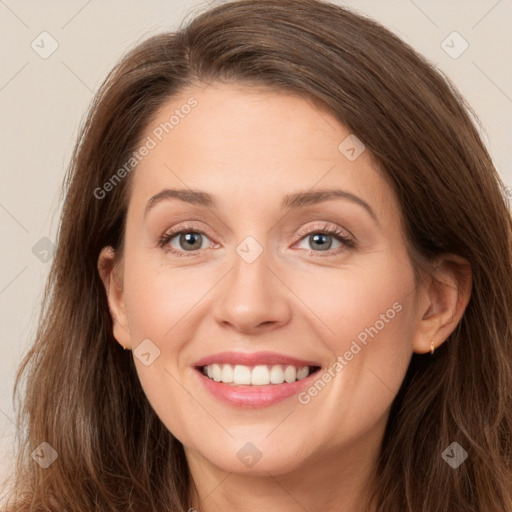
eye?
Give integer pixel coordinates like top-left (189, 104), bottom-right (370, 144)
top-left (294, 223), bottom-right (355, 256)
top-left (158, 226), bottom-right (213, 257)
top-left (157, 222), bottom-right (356, 258)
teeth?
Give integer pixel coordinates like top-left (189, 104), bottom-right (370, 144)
top-left (221, 364), bottom-right (233, 383)
top-left (211, 364), bottom-right (222, 382)
top-left (251, 365), bottom-right (270, 385)
top-left (296, 366), bottom-right (309, 380)
top-left (201, 363), bottom-right (313, 385)
top-left (233, 365), bottom-right (251, 385)
top-left (270, 364), bottom-right (285, 384)
top-left (284, 366), bottom-right (297, 383)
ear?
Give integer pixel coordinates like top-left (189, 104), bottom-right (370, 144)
top-left (412, 254), bottom-right (472, 354)
top-left (97, 246), bottom-right (132, 350)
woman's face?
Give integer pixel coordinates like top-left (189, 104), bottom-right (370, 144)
top-left (100, 82), bottom-right (429, 476)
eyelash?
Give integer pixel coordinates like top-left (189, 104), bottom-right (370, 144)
top-left (157, 222), bottom-right (356, 258)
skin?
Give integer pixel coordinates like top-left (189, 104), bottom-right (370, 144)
top-left (98, 82), bottom-right (472, 512)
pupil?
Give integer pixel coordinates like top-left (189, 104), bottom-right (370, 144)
top-left (311, 233), bottom-right (331, 250)
top-left (181, 233), bottom-right (202, 250)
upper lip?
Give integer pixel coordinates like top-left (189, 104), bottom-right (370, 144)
top-left (193, 351), bottom-right (321, 368)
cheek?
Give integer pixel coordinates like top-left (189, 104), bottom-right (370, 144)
top-left (122, 253), bottom-right (213, 339)
top-left (120, 256), bottom-right (205, 441)
top-left (287, 256), bottom-right (415, 353)
top-left (288, 260), bottom-right (416, 444)
top-left (288, 254), bottom-right (417, 411)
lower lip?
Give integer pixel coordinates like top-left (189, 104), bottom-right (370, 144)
top-left (194, 368), bottom-right (319, 408)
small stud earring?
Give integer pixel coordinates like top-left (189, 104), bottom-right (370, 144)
top-left (430, 340), bottom-right (435, 355)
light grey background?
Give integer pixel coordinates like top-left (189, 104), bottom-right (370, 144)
top-left (1, 0), bottom-right (511, 484)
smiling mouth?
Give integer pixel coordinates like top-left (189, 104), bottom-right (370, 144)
top-left (197, 364), bottom-right (322, 386)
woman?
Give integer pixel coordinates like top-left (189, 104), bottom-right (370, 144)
top-left (4, 0), bottom-right (512, 510)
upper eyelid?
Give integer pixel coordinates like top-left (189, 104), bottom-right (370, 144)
top-left (163, 221), bottom-right (347, 238)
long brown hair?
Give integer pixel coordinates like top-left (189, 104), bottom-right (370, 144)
top-left (4, 0), bottom-right (512, 510)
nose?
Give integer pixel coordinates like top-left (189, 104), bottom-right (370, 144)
top-left (212, 245), bottom-right (292, 335)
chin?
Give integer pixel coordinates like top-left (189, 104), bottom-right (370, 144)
top-left (193, 439), bottom-right (311, 476)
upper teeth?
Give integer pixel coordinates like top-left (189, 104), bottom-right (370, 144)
top-left (203, 364), bottom-right (311, 385)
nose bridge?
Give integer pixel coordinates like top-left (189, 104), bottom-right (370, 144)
top-left (233, 234), bottom-right (271, 295)
top-left (212, 233), bottom-right (291, 332)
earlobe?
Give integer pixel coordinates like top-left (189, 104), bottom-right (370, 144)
top-left (412, 254), bottom-right (472, 354)
top-left (97, 246), bottom-right (132, 350)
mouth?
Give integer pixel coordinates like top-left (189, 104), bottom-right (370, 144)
top-left (196, 363), bottom-right (321, 386)
top-left (193, 352), bottom-right (321, 408)
top-left (191, 352), bottom-right (323, 408)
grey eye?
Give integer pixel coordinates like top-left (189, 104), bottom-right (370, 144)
top-left (170, 232), bottom-right (210, 251)
top-left (296, 233), bottom-right (343, 251)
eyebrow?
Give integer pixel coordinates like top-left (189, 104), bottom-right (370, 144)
top-left (144, 187), bottom-right (378, 224)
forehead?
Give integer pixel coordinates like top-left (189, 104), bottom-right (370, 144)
top-left (128, 82), bottom-right (398, 223)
